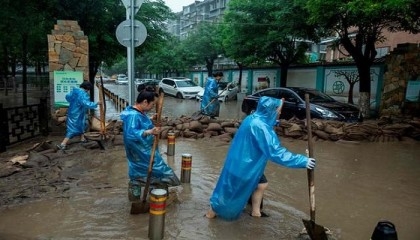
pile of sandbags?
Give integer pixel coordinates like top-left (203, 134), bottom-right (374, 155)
top-left (103, 115), bottom-right (420, 143)
top-left (52, 108), bottom-right (67, 125)
top-left (275, 116), bottom-right (420, 142)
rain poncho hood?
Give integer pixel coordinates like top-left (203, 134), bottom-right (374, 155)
top-left (120, 106), bottom-right (180, 186)
top-left (200, 77), bottom-right (220, 117)
top-left (65, 87), bottom-right (98, 139)
top-left (209, 96), bottom-right (308, 220)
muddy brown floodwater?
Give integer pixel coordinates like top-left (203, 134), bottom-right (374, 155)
top-left (0, 136), bottom-right (419, 240)
top-left (1, 86), bottom-right (419, 239)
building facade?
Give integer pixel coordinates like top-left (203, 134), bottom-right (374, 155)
top-left (166, 0), bottom-right (230, 40)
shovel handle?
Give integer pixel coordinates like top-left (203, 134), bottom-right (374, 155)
top-left (141, 136), bottom-right (159, 203)
top-left (97, 80), bottom-right (106, 135)
top-left (305, 94), bottom-right (316, 222)
top-left (140, 92), bottom-right (164, 204)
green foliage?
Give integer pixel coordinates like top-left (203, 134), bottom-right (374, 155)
top-left (182, 22), bottom-right (224, 76)
top-left (305, 0), bottom-right (420, 95)
top-left (0, 0), bottom-right (174, 81)
top-left (222, 0), bottom-right (318, 86)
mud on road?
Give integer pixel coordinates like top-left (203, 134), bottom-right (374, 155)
top-left (0, 136), bottom-right (123, 207)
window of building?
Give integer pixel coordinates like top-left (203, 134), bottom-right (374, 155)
top-left (376, 47), bottom-right (390, 58)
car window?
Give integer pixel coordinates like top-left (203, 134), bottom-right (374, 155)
top-left (162, 79), bottom-right (174, 86)
top-left (279, 90), bottom-right (299, 102)
top-left (176, 80), bottom-right (197, 87)
top-left (218, 82), bottom-right (228, 89)
top-left (294, 89), bottom-right (335, 102)
top-left (256, 89), bottom-right (279, 98)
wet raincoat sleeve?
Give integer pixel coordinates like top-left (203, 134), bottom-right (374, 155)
top-left (120, 106), bottom-right (180, 186)
top-left (200, 77), bottom-right (220, 117)
top-left (209, 96), bottom-right (308, 220)
top-left (64, 88), bottom-right (98, 139)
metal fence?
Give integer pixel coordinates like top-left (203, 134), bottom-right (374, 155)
top-left (0, 98), bottom-right (49, 152)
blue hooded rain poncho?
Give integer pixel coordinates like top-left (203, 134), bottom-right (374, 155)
top-left (209, 96), bottom-right (308, 220)
top-left (200, 77), bottom-right (220, 117)
top-left (65, 87), bottom-right (98, 139)
top-left (120, 106), bottom-right (181, 186)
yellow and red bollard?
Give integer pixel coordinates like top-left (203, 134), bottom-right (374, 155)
top-left (181, 153), bottom-right (192, 183)
top-left (148, 188), bottom-right (167, 240)
top-left (167, 132), bottom-right (175, 156)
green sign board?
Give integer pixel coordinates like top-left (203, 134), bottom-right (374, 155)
top-left (54, 71), bottom-right (84, 107)
top-left (405, 80), bottom-right (420, 102)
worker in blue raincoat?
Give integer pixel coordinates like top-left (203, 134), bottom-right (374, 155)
top-left (120, 86), bottom-right (180, 199)
top-left (205, 96), bottom-right (316, 220)
top-left (57, 81), bottom-right (98, 150)
top-left (201, 71), bottom-right (224, 118)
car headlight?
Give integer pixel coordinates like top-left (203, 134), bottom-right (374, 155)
top-left (315, 107), bottom-right (340, 119)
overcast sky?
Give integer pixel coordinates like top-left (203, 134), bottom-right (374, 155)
top-left (162, 0), bottom-right (196, 13)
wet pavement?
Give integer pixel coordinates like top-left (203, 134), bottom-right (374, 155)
top-left (0, 84), bottom-right (419, 239)
top-left (99, 83), bottom-right (246, 121)
top-left (0, 138), bottom-right (419, 239)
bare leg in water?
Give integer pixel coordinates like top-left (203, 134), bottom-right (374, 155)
top-left (250, 182), bottom-right (268, 217)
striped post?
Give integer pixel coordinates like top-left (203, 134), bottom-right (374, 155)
top-left (181, 153), bottom-right (192, 183)
top-left (148, 188), bottom-right (167, 240)
top-left (167, 132), bottom-right (175, 156)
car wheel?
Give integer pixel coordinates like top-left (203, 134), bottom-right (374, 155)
top-left (159, 88), bottom-right (164, 94)
top-left (224, 96), bottom-right (229, 102)
top-left (176, 92), bottom-right (183, 99)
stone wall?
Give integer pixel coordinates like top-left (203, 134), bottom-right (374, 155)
top-left (47, 20), bottom-right (89, 114)
top-left (380, 43), bottom-right (420, 116)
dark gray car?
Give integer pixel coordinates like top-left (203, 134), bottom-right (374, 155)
top-left (241, 87), bottom-right (361, 122)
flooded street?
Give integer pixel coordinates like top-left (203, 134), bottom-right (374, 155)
top-left (1, 84), bottom-right (419, 239)
top-left (101, 83), bottom-right (246, 121)
top-left (1, 138), bottom-right (419, 239)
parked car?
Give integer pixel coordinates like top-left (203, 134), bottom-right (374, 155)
top-left (241, 87), bottom-right (360, 122)
top-left (135, 78), bottom-right (160, 91)
top-left (196, 82), bottom-right (239, 102)
top-left (116, 74), bottom-right (128, 85)
top-left (95, 75), bottom-right (110, 82)
top-left (158, 77), bottom-right (203, 99)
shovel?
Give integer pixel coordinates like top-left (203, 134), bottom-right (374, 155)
top-left (98, 76), bottom-right (106, 135)
top-left (191, 84), bottom-right (230, 120)
top-left (130, 92), bottom-right (164, 214)
top-left (85, 77), bottom-right (106, 149)
top-left (302, 93), bottom-right (329, 240)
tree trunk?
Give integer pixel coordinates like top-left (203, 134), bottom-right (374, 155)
top-left (237, 62), bottom-right (243, 89)
top-left (356, 61), bottom-right (372, 118)
top-left (206, 58), bottom-right (214, 77)
top-left (22, 33), bottom-right (28, 106)
top-left (279, 64), bottom-right (289, 87)
top-left (359, 92), bottom-right (370, 118)
top-left (348, 82), bottom-right (355, 104)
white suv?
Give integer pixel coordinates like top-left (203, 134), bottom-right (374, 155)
top-left (116, 74), bottom-right (128, 85)
top-left (158, 77), bottom-right (203, 99)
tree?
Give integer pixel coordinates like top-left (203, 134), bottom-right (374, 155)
top-left (221, 12), bottom-right (260, 90)
top-left (0, 0), bottom-right (55, 104)
top-left (55, 0), bottom-right (174, 82)
top-left (305, 0), bottom-right (420, 117)
top-left (223, 0), bottom-right (319, 87)
top-left (182, 22), bottom-right (224, 76)
top-left (137, 37), bottom-right (191, 77)
top-left (333, 70), bottom-right (360, 104)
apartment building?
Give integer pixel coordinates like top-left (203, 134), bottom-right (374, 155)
top-left (166, 0), bottom-right (230, 40)
top-left (315, 30), bottom-right (420, 62)
top-left (166, 1), bottom-right (419, 63)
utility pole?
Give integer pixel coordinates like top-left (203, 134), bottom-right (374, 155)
top-left (116, 0), bottom-right (147, 105)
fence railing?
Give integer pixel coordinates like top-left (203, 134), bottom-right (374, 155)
top-left (0, 98), bottom-right (49, 152)
top-left (96, 82), bottom-right (129, 112)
